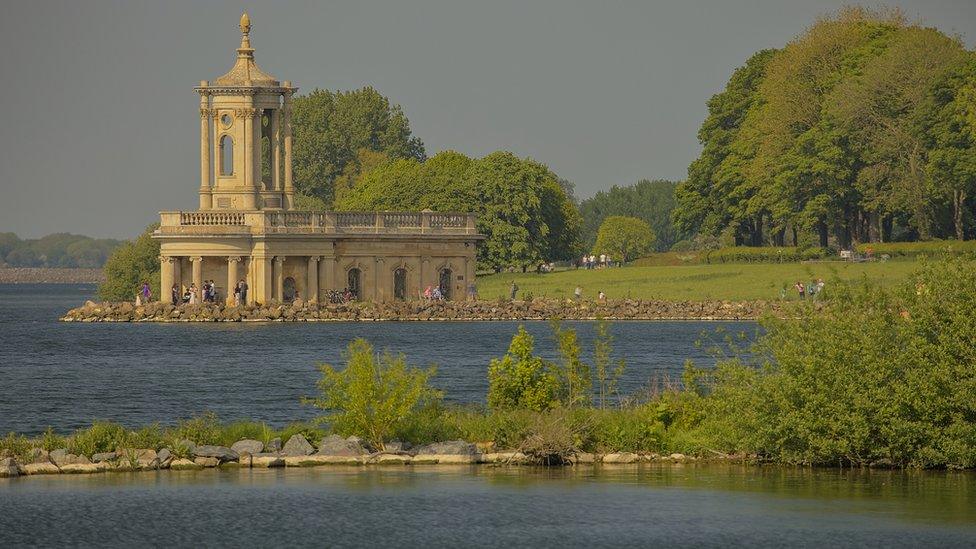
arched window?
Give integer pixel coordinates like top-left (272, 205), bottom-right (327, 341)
top-left (439, 268), bottom-right (453, 300)
top-left (393, 268), bottom-right (407, 300)
top-left (220, 135), bottom-right (234, 175)
top-left (283, 277), bottom-right (297, 302)
top-left (347, 268), bottom-right (361, 301)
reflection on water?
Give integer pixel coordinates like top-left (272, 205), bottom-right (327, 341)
top-left (1, 465), bottom-right (974, 547)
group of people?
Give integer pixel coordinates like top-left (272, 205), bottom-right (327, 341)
top-left (161, 279), bottom-right (249, 306)
top-left (578, 254), bottom-right (616, 270)
top-left (785, 278), bottom-right (825, 300)
top-left (423, 285), bottom-right (445, 301)
top-left (327, 288), bottom-right (357, 304)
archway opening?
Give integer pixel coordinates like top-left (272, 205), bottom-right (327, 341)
top-left (283, 277), bottom-right (297, 302)
top-left (347, 268), bottom-right (361, 301)
top-left (393, 268), bottom-right (407, 301)
top-left (439, 268), bottom-right (453, 300)
top-left (220, 135), bottom-right (234, 175)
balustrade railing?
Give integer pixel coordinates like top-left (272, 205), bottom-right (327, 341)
top-left (179, 212), bottom-right (245, 226)
top-left (163, 210), bottom-right (476, 235)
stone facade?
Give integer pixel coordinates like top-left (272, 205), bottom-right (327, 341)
top-left (153, 14), bottom-right (482, 304)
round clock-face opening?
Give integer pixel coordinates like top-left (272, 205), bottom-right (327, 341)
top-left (221, 114), bottom-right (232, 128)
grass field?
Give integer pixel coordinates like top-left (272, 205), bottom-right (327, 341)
top-left (477, 260), bottom-right (920, 301)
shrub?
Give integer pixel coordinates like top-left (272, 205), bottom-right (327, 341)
top-left (705, 246), bottom-right (829, 264)
top-left (217, 421), bottom-right (275, 447)
top-left (693, 257), bottom-right (976, 467)
top-left (307, 339), bottom-right (441, 450)
top-left (0, 432), bottom-right (33, 462)
top-left (98, 224), bottom-right (160, 301)
top-left (170, 412), bottom-right (223, 446)
top-left (853, 240), bottom-right (976, 258)
top-left (487, 326), bottom-right (561, 411)
top-left (39, 427), bottom-right (66, 451)
top-left (67, 421), bottom-right (129, 456)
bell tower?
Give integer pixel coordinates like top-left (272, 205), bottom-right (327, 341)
top-left (195, 12), bottom-right (297, 211)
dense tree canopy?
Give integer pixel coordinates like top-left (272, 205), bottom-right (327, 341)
top-left (592, 216), bottom-right (656, 262)
top-left (673, 8), bottom-right (976, 247)
top-left (579, 180), bottom-right (682, 252)
top-left (291, 87), bottom-right (426, 207)
top-left (337, 150), bottom-right (582, 269)
top-left (0, 232), bottom-right (122, 268)
top-left (98, 225), bottom-right (160, 301)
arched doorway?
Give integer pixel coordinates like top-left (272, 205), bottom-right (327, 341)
top-left (283, 277), bottom-right (297, 302)
top-left (393, 268), bottom-right (407, 301)
top-left (347, 268), bottom-right (361, 300)
top-left (439, 268), bottom-right (453, 300)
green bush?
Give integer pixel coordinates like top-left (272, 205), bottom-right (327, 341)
top-left (0, 432), bottom-right (33, 462)
top-left (487, 326), bottom-right (562, 412)
top-left (853, 240), bottom-right (976, 258)
top-left (98, 224), bottom-right (160, 302)
top-left (691, 257), bottom-right (976, 467)
top-left (705, 246), bottom-right (830, 264)
top-left (307, 339), bottom-right (441, 449)
top-left (170, 412), bottom-right (223, 446)
top-left (67, 421), bottom-right (129, 456)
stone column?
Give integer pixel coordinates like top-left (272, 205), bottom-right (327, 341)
top-left (420, 256), bottom-right (430, 292)
top-left (465, 255), bottom-right (476, 300)
top-left (199, 87), bottom-right (212, 210)
top-left (322, 255), bottom-right (336, 295)
top-left (190, 257), bottom-right (203, 293)
top-left (283, 86), bottom-right (294, 209)
top-left (160, 256), bottom-right (175, 303)
top-left (227, 256), bottom-right (241, 305)
top-left (254, 256), bottom-right (272, 305)
top-left (307, 256), bottom-right (319, 303)
top-left (174, 258), bottom-right (182, 292)
top-left (373, 257), bottom-right (383, 301)
top-left (271, 108), bottom-right (281, 192)
top-left (274, 256), bottom-right (285, 302)
top-left (242, 94), bottom-right (257, 210)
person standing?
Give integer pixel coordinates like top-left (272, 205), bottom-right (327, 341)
top-left (574, 286), bottom-right (582, 301)
top-left (171, 283), bottom-right (180, 306)
top-left (510, 281), bottom-right (519, 300)
top-left (239, 279), bottom-right (248, 305)
top-left (141, 281), bottom-right (152, 303)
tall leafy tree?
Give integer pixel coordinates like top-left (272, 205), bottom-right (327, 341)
top-left (592, 216), bottom-right (656, 262)
top-left (291, 87), bottom-right (425, 206)
top-left (581, 180), bottom-right (681, 252)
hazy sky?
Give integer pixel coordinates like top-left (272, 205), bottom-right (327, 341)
top-left (1, 1), bottom-right (974, 238)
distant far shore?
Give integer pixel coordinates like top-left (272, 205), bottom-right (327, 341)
top-left (0, 267), bottom-right (104, 284)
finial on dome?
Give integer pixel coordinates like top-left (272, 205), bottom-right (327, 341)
top-left (240, 12), bottom-right (251, 35)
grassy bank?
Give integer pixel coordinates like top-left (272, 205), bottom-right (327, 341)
top-left (477, 260), bottom-right (918, 301)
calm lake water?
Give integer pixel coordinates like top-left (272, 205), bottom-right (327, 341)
top-left (0, 284), bottom-right (755, 434)
top-left (2, 284), bottom-right (974, 547)
top-left (2, 465), bottom-right (974, 547)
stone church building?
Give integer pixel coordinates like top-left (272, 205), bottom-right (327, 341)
top-left (155, 14), bottom-right (482, 304)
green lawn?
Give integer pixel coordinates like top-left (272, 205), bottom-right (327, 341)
top-left (476, 260), bottom-right (920, 301)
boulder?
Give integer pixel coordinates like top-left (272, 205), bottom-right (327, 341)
top-left (230, 439), bottom-right (265, 456)
top-left (249, 453), bottom-right (285, 468)
top-left (372, 453), bottom-right (412, 465)
top-left (415, 441), bottom-right (478, 455)
top-left (91, 451), bottom-right (117, 463)
top-left (316, 435), bottom-right (368, 457)
top-left (61, 462), bottom-right (108, 474)
top-left (22, 462), bottom-right (60, 475)
top-left (281, 434), bottom-right (314, 456)
top-left (669, 453), bottom-right (687, 462)
top-left (49, 448), bottom-right (68, 465)
top-left (28, 448), bottom-right (50, 464)
top-left (572, 452), bottom-right (597, 464)
top-left (265, 438), bottom-right (282, 453)
top-left (193, 445), bottom-right (239, 462)
top-left (194, 456), bottom-right (220, 468)
top-left (0, 458), bottom-right (19, 478)
top-left (156, 448), bottom-right (173, 467)
top-left (602, 452), bottom-right (639, 464)
top-left (169, 458), bottom-right (202, 471)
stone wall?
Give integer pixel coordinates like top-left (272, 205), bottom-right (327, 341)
top-left (61, 298), bottom-right (789, 322)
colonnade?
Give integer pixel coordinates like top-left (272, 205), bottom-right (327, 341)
top-left (159, 253), bottom-right (476, 305)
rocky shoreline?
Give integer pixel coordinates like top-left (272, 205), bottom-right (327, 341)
top-left (0, 267), bottom-right (104, 284)
top-left (62, 298), bottom-right (784, 322)
top-left (0, 434), bottom-right (722, 479)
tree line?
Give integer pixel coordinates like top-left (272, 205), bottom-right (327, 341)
top-left (673, 7), bottom-right (976, 248)
top-left (0, 232), bottom-right (122, 269)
